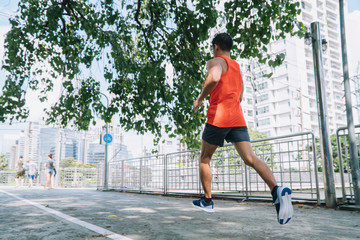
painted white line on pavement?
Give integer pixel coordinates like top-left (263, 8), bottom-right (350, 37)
top-left (0, 189), bottom-right (133, 240)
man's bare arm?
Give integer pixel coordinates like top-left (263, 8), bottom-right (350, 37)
top-left (193, 59), bottom-right (223, 112)
top-left (239, 82), bottom-right (245, 102)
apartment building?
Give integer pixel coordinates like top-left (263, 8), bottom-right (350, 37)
top-left (241, 0), bottom-right (347, 137)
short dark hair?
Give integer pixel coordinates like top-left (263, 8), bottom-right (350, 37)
top-left (212, 33), bottom-right (233, 52)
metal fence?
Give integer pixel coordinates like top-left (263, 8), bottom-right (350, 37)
top-left (0, 167), bottom-right (98, 188)
top-left (0, 171), bottom-right (16, 185)
top-left (336, 124), bottom-right (360, 203)
top-left (98, 132), bottom-right (320, 203)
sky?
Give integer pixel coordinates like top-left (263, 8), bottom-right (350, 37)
top-left (348, 0), bottom-right (360, 13)
top-left (0, 1), bottom-right (360, 156)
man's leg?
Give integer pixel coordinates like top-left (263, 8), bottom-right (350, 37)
top-left (192, 140), bottom-right (218, 213)
top-left (233, 141), bottom-right (293, 224)
top-left (200, 140), bottom-right (218, 198)
top-left (233, 141), bottom-right (276, 191)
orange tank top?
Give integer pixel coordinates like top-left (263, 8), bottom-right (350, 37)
top-left (206, 56), bottom-right (247, 127)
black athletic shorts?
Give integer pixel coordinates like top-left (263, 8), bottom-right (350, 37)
top-left (202, 123), bottom-right (250, 147)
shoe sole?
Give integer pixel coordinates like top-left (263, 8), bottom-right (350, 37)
top-left (278, 187), bottom-right (293, 224)
top-left (192, 203), bottom-right (215, 213)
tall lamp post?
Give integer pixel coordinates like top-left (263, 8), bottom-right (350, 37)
top-left (305, 22), bottom-right (337, 208)
top-left (100, 92), bottom-right (109, 190)
top-left (339, 0), bottom-right (360, 205)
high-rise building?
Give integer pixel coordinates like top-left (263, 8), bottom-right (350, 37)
top-left (241, 0), bottom-right (347, 137)
top-left (87, 143), bottom-right (105, 164)
top-left (38, 127), bottom-right (58, 163)
top-left (9, 143), bottom-right (19, 169)
top-left (61, 129), bottom-right (79, 160)
top-left (16, 122), bottom-right (40, 163)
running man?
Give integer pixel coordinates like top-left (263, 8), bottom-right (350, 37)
top-left (192, 33), bottom-right (293, 224)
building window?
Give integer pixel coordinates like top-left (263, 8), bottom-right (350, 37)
top-left (247, 98), bottom-right (253, 104)
top-left (248, 110), bottom-right (253, 117)
top-left (258, 94), bottom-right (269, 103)
top-left (246, 87), bottom-right (253, 94)
top-left (258, 118), bottom-right (270, 126)
top-left (258, 81), bottom-right (268, 90)
top-left (258, 106), bottom-right (269, 114)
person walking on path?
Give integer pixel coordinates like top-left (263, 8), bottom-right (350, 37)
top-left (15, 156), bottom-right (25, 187)
top-left (27, 159), bottom-right (37, 188)
top-left (44, 154), bottom-right (55, 189)
top-left (192, 33), bottom-right (293, 224)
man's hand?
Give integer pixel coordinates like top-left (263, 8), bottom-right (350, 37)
top-left (193, 97), bottom-right (203, 113)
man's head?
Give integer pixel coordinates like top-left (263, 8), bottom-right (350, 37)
top-left (19, 155), bottom-right (23, 159)
top-left (212, 33), bottom-right (233, 56)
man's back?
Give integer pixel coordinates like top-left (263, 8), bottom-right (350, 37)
top-left (206, 56), bottom-right (246, 128)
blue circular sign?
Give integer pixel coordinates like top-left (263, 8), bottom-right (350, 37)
top-left (103, 134), bottom-right (113, 143)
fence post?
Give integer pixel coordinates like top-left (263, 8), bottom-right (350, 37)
top-left (311, 132), bottom-right (321, 205)
top-left (139, 159), bottom-right (142, 192)
top-left (336, 128), bottom-right (347, 202)
top-left (198, 152), bottom-right (202, 195)
top-left (121, 160), bottom-right (124, 191)
top-left (164, 155), bottom-right (168, 195)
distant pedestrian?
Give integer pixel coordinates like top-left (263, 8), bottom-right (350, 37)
top-left (27, 159), bottom-right (37, 188)
top-left (192, 33), bottom-right (293, 224)
top-left (15, 156), bottom-right (25, 187)
top-left (44, 154), bottom-right (55, 189)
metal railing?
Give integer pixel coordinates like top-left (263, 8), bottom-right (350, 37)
top-left (0, 167), bottom-right (98, 188)
top-left (0, 171), bottom-right (16, 185)
top-left (98, 132), bottom-right (320, 203)
top-left (61, 167), bottom-right (98, 188)
top-left (336, 124), bottom-right (360, 203)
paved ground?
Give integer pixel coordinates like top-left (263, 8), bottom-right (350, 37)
top-left (0, 186), bottom-right (359, 240)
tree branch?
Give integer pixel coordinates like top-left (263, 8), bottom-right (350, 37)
top-left (135, 0), bottom-right (154, 62)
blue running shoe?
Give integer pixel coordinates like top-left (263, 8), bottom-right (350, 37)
top-left (273, 186), bottom-right (293, 224)
top-left (192, 197), bottom-right (215, 213)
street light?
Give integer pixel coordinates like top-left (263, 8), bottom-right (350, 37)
top-left (321, 39), bottom-right (328, 52)
top-left (100, 92), bottom-right (109, 191)
top-left (305, 32), bottom-right (328, 52)
top-left (305, 22), bottom-right (336, 208)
